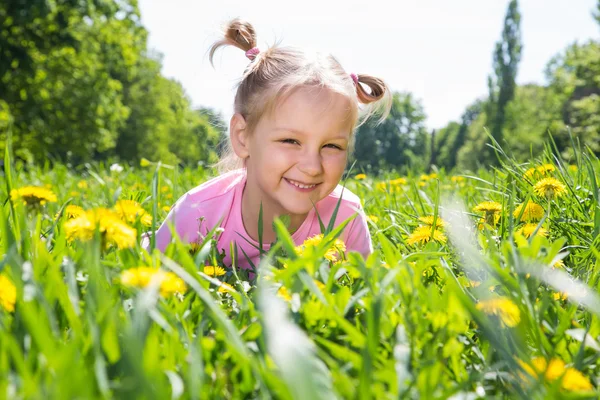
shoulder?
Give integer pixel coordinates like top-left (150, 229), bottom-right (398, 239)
top-left (313, 184), bottom-right (365, 228)
top-left (320, 184), bottom-right (363, 213)
top-left (174, 169), bottom-right (245, 208)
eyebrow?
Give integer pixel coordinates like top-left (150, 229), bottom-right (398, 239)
top-left (273, 127), bottom-right (349, 141)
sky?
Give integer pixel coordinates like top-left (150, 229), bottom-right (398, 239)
top-left (138, 0), bottom-right (599, 130)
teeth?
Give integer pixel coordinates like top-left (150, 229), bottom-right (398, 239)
top-left (288, 179), bottom-right (316, 189)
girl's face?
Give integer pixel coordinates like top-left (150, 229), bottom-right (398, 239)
top-left (235, 86), bottom-right (353, 220)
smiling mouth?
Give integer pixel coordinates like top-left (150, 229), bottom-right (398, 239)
top-left (284, 178), bottom-right (320, 189)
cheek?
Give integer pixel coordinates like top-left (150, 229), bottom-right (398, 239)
top-left (257, 145), bottom-right (294, 177)
top-left (323, 152), bottom-right (348, 177)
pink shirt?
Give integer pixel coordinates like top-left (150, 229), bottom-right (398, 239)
top-left (143, 169), bottom-right (372, 269)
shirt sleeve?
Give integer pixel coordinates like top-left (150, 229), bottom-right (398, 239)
top-left (141, 193), bottom-right (202, 252)
top-left (342, 206), bottom-right (374, 260)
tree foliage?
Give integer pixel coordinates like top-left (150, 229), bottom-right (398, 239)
top-left (353, 92), bottom-right (428, 172)
top-left (546, 41), bottom-right (600, 157)
top-left (0, 0), bottom-right (220, 165)
top-left (486, 0), bottom-right (522, 164)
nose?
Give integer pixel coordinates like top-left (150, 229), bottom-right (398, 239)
top-left (297, 149), bottom-right (324, 177)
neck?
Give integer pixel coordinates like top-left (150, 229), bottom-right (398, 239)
top-left (241, 183), bottom-right (306, 244)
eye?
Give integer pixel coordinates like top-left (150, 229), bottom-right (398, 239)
top-left (280, 139), bottom-right (299, 145)
top-left (324, 143), bottom-right (343, 150)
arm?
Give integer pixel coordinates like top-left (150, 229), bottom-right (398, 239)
top-left (342, 209), bottom-right (374, 260)
top-left (141, 193), bottom-right (202, 252)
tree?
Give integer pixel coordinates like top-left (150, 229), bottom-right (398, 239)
top-left (0, 0), bottom-right (220, 166)
top-left (502, 84), bottom-right (563, 160)
top-left (486, 0), bottom-right (522, 164)
top-left (457, 110), bottom-right (488, 171)
top-left (435, 100), bottom-right (485, 171)
top-left (434, 122), bottom-right (460, 170)
top-left (546, 41), bottom-right (600, 157)
top-left (0, 1), bottom-right (139, 162)
top-left (353, 92), bottom-right (428, 172)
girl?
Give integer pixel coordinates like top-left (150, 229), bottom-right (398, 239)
top-left (144, 18), bottom-right (391, 270)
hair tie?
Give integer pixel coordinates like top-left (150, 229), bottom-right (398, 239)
top-left (245, 47), bottom-right (260, 61)
top-left (350, 73), bottom-right (359, 85)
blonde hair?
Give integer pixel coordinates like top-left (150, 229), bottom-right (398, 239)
top-left (209, 18), bottom-right (392, 173)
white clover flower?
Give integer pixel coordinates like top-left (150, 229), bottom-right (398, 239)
top-left (110, 163), bottom-right (124, 173)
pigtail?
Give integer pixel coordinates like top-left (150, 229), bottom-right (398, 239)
top-left (209, 18), bottom-right (258, 66)
top-left (353, 73), bottom-right (393, 125)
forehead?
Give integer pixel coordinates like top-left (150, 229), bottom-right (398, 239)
top-left (268, 86), bottom-right (355, 135)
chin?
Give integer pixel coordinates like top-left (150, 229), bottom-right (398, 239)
top-left (280, 200), bottom-right (315, 216)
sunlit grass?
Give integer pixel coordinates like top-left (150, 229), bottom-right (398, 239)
top-left (2, 134), bottom-right (600, 398)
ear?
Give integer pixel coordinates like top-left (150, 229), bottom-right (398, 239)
top-left (229, 113), bottom-right (250, 159)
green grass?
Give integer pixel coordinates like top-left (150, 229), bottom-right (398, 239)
top-left (1, 140), bottom-right (600, 398)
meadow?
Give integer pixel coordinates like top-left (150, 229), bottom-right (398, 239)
top-left (2, 136), bottom-right (600, 399)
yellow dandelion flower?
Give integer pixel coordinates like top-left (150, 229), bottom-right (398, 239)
top-left (140, 158), bottom-right (152, 167)
top-left (160, 273), bottom-right (187, 297)
top-left (367, 215), bottom-right (379, 224)
top-left (217, 282), bottom-right (235, 293)
top-left (474, 201), bottom-right (502, 227)
top-left (519, 357), bottom-right (593, 392)
top-left (377, 178), bottom-right (405, 193)
top-left (562, 368), bottom-right (594, 392)
top-left (419, 174), bottom-right (430, 181)
top-left (407, 226), bottom-right (447, 246)
top-left (56, 204), bottom-right (85, 220)
top-left (519, 357), bottom-right (565, 381)
top-left (140, 214), bottom-right (152, 226)
top-left (0, 274), bottom-right (17, 313)
top-left (354, 173), bottom-right (367, 180)
top-left (418, 216), bottom-right (446, 228)
top-left (568, 165), bottom-right (578, 173)
top-left (473, 201), bottom-right (502, 214)
top-left (513, 202), bottom-right (544, 222)
top-left (77, 180), bottom-right (88, 189)
top-left (517, 223), bottom-right (548, 238)
top-left (553, 259), bottom-right (565, 269)
top-left (524, 164), bottom-right (555, 179)
top-left (189, 242), bottom-right (201, 256)
top-left (314, 280), bottom-right (326, 292)
top-left (533, 178), bottom-right (567, 199)
top-left (478, 214), bottom-right (501, 229)
top-left (451, 176), bottom-right (466, 183)
top-left (537, 164), bottom-right (556, 175)
top-left (162, 205), bottom-right (171, 213)
top-left (300, 234), bottom-right (326, 249)
top-left (120, 267), bottom-right (153, 288)
top-left (277, 286), bottom-right (292, 301)
top-left (120, 267), bottom-right (186, 297)
top-left (476, 297), bottom-right (520, 327)
top-left (376, 182), bottom-right (387, 191)
top-left (524, 167), bottom-right (536, 179)
top-left (10, 186), bottom-right (57, 206)
top-left (390, 177), bottom-right (407, 186)
top-left (295, 234), bottom-right (347, 262)
top-left (160, 185), bottom-right (170, 193)
top-left (114, 200), bottom-right (152, 227)
top-left (552, 292), bottom-right (568, 301)
top-left (64, 208), bottom-right (137, 249)
top-left (204, 266), bottom-right (226, 277)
